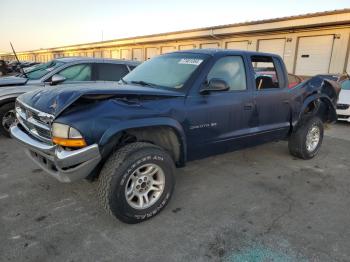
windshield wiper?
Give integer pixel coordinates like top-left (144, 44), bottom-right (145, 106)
top-left (131, 80), bottom-right (157, 87)
top-left (120, 77), bottom-right (128, 84)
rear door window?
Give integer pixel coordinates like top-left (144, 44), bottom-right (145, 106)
top-left (251, 56), bottom-right (284, 90)
top-left (96, 63), bottom-right (129, 81)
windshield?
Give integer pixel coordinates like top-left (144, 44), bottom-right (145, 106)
top-left (25, 60), bottom-right (65, 80)
top-left (123, 53), bottom-right (208, 89)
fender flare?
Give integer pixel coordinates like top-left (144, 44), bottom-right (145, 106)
top-left (98, 117), bottom-right (187, 164)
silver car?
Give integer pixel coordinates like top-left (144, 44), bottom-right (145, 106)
top-left (0, 57), bottom-right (140, 136)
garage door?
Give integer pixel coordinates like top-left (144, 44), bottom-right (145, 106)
top-left (111, 50), bottom-right (119, 59)
top-left (226, 41), bottom-right (249, 50)
top-left (121, 49), bottom-right (131, 60)
top-left (146, 47), bottom-right (158, 60)
top-left (258, 39), bottom-right (286, 58)
top-left (179, 44), bottom-right (195, 50)
top-left (132, 48), bottom-right (143, 61)
top-left (295, 35), bottom-right (334, 76)
top-left (161, 46), bottom-right (176, 54)
top-left (102, 50), bottom-right (111, 58)
top-left (94, 51), bottom-right (102, 58)
top-left (201, 43), bottom-right (219, 49)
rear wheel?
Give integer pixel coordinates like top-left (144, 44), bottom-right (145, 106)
top-left (288, 116), bottom-right (324, 159)
top-left (97, 142), bottom-right (175, 224)
top-left (0, 102), bottom-right (16, 138)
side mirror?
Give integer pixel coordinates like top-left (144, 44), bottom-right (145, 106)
top-left (200, 78), bottom-right (229, 94)
top-left (50, 74), bottom-right (66, 85)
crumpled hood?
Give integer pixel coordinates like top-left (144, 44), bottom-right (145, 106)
top-left (0, 76), bottom-right (28, 87)
top-left (17, 82), bottom-right (185, 117)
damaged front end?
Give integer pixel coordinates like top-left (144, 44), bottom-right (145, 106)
top-left (11, 99), bottom-right (102, 183)
top-left (10, 83), bottom-right (184, 182)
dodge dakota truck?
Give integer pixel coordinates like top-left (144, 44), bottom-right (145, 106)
top-left (10, 49), bottom-right (340, 223)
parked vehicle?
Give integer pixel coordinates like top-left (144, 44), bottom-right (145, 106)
top-left (0, 57), bottom-right (140, 137)
top-left (23, 63), bottom-right (42, 73)
top-left (336, 78), bottom-right (350, 122)
top-left (6, 61), bottom-right (20, 73)
top-left (287, 73), bottom-right (304, 88)
top-left (19, 61), bottom-right (40, 70)
top-left (11, 49), bottom-right (340, 223)
top-left (0, 60), bottom-right (8, 76)
top-left (312, 73), bottom-right (350, 122)
top-left (5, 61), bottom-right (40, 74)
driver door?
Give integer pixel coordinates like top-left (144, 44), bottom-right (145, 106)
top-left (185, 55), bottom-right (255, 159)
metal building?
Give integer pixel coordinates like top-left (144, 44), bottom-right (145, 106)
top-left (1, 9), bottom-right (350, 76)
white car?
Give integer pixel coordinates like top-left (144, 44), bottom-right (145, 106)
top-left (337, 79), bottom-right (350, 122)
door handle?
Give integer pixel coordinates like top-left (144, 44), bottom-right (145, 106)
top-left (244, 103), bottom-right (254, 110)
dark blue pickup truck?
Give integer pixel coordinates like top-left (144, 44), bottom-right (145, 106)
top-left (10, 49), bottom-right (340, 223)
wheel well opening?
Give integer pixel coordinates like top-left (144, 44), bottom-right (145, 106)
top-left (0, 99), bottom-right (16, 108)
top-left (119, 126), bottom-right (183, 165)
top-left (303, 98), bottom-right (336, 123)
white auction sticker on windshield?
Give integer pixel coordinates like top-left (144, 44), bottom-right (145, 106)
top-left (178, 58), bottom-right (203, 65)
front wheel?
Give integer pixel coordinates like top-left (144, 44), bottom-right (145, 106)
top-left (288, 116), bottom-right (324, 159)
top-left (0, 102), bottom-right (16, 138)
top-left (97, 142), bottom-right (175, 224)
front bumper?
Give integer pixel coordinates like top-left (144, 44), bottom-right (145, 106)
top-left (336, 108), bottom-right (350, 122)
top-left (10, 125), bottom-right (101, 183)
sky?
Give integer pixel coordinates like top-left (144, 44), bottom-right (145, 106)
top-left (0, 0), bottom-right (349, 53)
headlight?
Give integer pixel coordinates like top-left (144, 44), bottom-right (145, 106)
top-left (52, 123), bottom-right (86, 147)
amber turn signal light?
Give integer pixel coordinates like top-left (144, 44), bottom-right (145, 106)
top-left (52, 137), bottom-right (87, 148)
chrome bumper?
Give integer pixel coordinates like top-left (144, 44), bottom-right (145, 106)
top-left (10, 125), bottom-right (101, 183)
top-left (336, 108), bottom-right (350, 122)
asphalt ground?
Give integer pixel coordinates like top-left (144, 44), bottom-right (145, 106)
top-left (0, 122), bottom-right (349, 262)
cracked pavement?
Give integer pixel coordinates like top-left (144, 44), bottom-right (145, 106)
top-left (0, 122), bottom-right (350, 262)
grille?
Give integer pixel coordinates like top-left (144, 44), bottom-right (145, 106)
top-left (337, 104), bottom-right (350, 110)
top-left (338, 115), bottom-right (350, 119)
top-left (15, 101), bottom-right (53, 143)
top-left (32, 113), bottom-right (46, 124)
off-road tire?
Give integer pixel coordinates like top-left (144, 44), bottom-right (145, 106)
top-left (97, 142), bottom-right (175, 224)
top-left (288, 116), bottom-right (324, 159)
top-left (0, 102), bottom-right (15, 138)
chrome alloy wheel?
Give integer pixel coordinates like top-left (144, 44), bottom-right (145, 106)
top-left (125, 163), bottom-right (165, 210)
top-left (306, 125), bottom-right (320, 152)
top-left (2, 109), bottom-right (16, 132)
